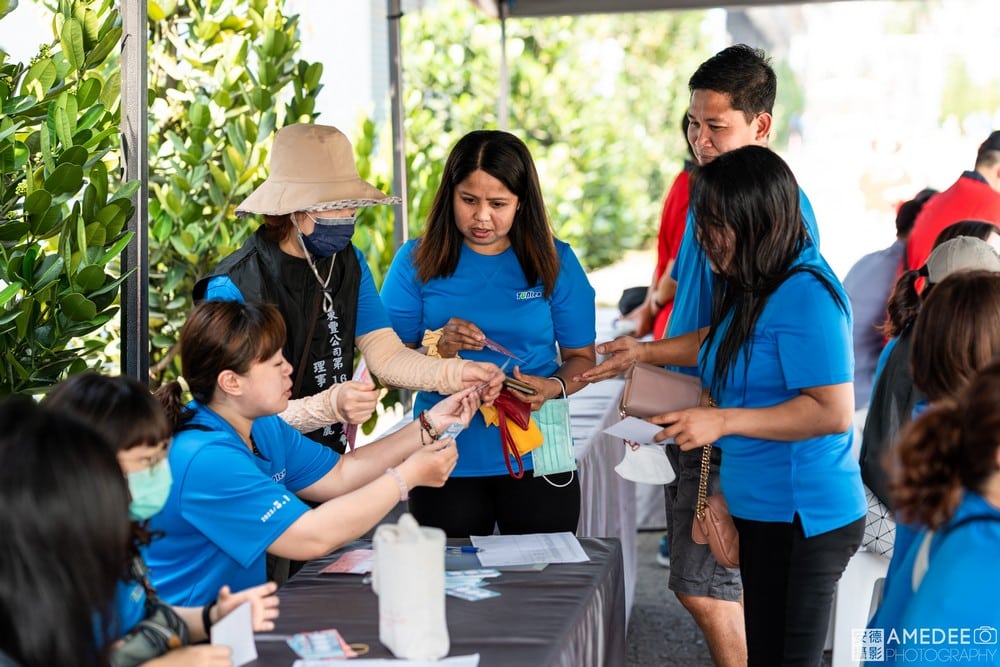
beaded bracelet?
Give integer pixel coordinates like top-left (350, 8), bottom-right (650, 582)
top-left (418, 409), bottom-right (439, 439)
top-left (385, 467), bottom-right (409, 501)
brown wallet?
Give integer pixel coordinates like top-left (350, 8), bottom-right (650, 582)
top-left (619, 362), bottom-right (703, 419)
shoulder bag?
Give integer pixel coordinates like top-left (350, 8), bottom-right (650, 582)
top-left (690, 442), bottom-right (740, 569)
top-left (620, 362), bottom-right (703, 419)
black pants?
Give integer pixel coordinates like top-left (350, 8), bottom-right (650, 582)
top-left (409, 471), bottom-right (580, 538)
top-left (735, 514), bottom-right (865, 667)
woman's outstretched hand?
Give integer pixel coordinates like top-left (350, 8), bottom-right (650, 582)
top-left (426, 386), bottom-right (482, 435)
top-left (653, 407), bottom-right (725, 451)
top-left (435, 317), bottom-right (486, 358)
top-left (399, 440), bottom-right (459, 488)
top-left (573, 336), bottom-right (642, 383)
top-left (215, 581), bottom-right (280, 632)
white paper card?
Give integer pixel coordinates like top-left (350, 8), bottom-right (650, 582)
top-left (210, 601), bottom-right (257, 667)
top-left (602, 416), bottom-right (673, 445)
top-left (470, 532), bottom-right (589, 567)
top-left (293, 654), bottom-right (480, 667)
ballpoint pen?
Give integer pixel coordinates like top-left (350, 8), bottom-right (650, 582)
top-left (446, 546), bottom-right (484, 554)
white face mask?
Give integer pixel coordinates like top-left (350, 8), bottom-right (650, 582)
top-left (614, 444), bottom-right (676, 485)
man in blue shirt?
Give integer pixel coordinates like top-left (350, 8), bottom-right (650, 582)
top-left (577, 44), bottom-right (820, 666)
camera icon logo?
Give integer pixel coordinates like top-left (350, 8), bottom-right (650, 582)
top-left (973, 626), bottom-right (998, 645)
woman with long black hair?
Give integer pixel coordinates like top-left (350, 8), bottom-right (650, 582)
top-left (379, 130), bottom-right (596, 537)
top-left (0, 398), bottom-right (130, 667)
top-left (655, 145), bottom-right (865, 666)
top-left (45, 373), bottom-right (280, 666)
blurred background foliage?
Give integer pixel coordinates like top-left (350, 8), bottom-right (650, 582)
top-left (363, 0), bottom-right (710, 270)
top-left (1, 0), bottom-right (709, 398)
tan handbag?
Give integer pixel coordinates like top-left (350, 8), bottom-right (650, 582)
top-left (619, 362), bottom-right (703, 419)
top-left (691, 442), bottom-right (740, 569)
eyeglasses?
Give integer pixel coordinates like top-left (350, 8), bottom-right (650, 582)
top-left (120, 441), bottom-right (170, 475)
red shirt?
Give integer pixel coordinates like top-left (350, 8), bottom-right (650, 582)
top-left (905, 173), bottom-right (1000, 271)
top-left (652, 167), bottom-right (691, 339)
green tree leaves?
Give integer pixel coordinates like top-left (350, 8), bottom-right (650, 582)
top-left (389, 1), bottom-right (709, 269)
top-left (0, 0), bottom-right (136, 394)
top-left (146, 0), bottom-right (321, 384)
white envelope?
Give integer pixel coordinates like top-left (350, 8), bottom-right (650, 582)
top-left (210, 601), bottom-right (257, 667)
top-left (614, 444), bottom-right (676, 485)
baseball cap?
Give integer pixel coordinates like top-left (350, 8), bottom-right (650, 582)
top-left (924, 236), bottom-right (1000, 284)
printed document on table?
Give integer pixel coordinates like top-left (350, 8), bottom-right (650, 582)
top-left (294, 654), bottom-right (480, 667)
top-left (471, 531), bottom-right (589, 567)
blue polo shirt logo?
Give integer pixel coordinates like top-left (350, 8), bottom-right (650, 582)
top-left (516, 288), bottom-right (543, 301)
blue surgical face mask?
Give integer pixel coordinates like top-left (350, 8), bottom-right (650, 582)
top-left (300, 214), bottom-right (356, 257)
top-left (126, 458), bottom-right (173, 521)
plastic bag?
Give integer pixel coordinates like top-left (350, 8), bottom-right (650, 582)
top-left (372, 513), bottom-right (449, 660)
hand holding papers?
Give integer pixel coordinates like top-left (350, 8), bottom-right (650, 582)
top-left (603, 416), bottom-right (666, 445)
top-left (602, 417), bottom-right (677, 484)
top-left (343, 359), bottom-right (374, 453)
top-left (211, 602), bottom-right (257, 667)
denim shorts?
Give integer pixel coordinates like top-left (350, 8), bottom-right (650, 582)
top-left (664, 446), bottom-right (743, 601)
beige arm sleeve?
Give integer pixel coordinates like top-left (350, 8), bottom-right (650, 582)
top-left (357, 327), bottom-right (467, 393)
top-left (278, 384), bottom-right (344, 433)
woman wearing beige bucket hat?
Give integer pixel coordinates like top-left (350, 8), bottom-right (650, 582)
top-left (195, 124), bottom-right (503, 454)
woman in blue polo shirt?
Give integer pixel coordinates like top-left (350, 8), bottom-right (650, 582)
top-left (380, 130), bottom-right (596, 537)
top-left (865, 359), bottom-right (1000, 665)
top-left (865, 275), bottom-right (1000, 665)
top-left (44, 372), bottom-right (281, 666)
top-left (145, 300), bottom-right (480, 606)
top-left (656, 146), bottom-right (865, 666)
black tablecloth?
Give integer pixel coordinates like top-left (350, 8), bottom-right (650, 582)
top-left (248, 537), bottom-right (626, 667)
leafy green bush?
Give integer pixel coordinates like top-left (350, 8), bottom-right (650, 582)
top-left (145, 0), bottom-right (322, 384)
top-left (0, 0), bottom-right (136, 394)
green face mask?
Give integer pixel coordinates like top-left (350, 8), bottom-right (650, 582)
top-left (531, 397), bottom-right (577, 480)
top-left (126, 458), bottom-right (173, 521)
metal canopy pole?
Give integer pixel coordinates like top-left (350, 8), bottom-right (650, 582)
top-left (387, 0), bottom-right (408, 249)
top-left (120, 0), bottom-right (149, 383)
top-left (498, 0), bottom-right (509, 130)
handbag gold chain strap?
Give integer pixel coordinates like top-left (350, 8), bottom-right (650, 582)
top-left (695, 394), bottom-right (718, 520)
top-left (695, 442), bottom-right (712, 520)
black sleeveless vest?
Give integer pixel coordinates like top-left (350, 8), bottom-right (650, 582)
top-left (859, 326), bottom-right (924, 508)
top-left (194, 227), bottom-right (360, 453)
